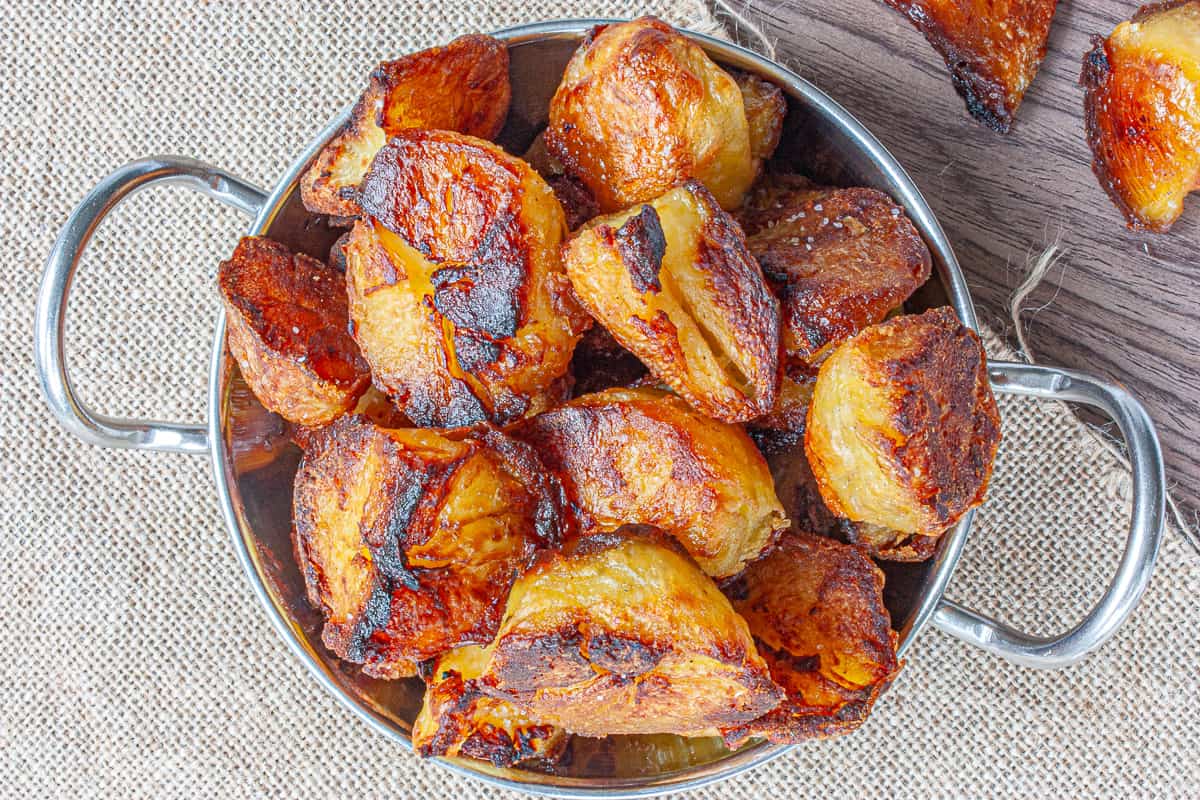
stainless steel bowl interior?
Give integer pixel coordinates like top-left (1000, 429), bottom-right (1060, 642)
top-left (210, 19), bottom-right (981, 797)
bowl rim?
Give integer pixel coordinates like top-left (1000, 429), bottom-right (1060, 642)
top-left (207, 17), bottom-right (981, 798)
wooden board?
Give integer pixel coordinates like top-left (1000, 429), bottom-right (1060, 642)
top-left (732, 0), bottom-right (1199, 526)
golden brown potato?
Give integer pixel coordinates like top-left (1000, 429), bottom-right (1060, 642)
top-left (478, 532), bottom-right (783, 737)
top-left (882, 0), bottom-right (1059, 131)
top-left (517, 387), bottom-right (787, 577)
top-left (564, 181), bottom-right (780, 422)
top-left (413, 644), bottom-right (568, 766)
top-left (345, 129), bottom-right (591, 428)
top-left (721, 531), bottom-right (899, 746)
top-left (546, 17), bottom-right (756, 211)
top-left (218, 236), bottom-right (369, 427)
top-left (733, 70), bottom-right (787, 167)
top-left (806, 308), bottom-right (1001, 537)
top-left (1082, 1), bottom-right (1200, 231)
top-left (749, 364), bottom-right (818, 434)
top-left (292, 417), bottom-right (563, 678)
top-left (838, 520), bottom-right (941, 562)
top-left (523, 131), bottom-right (600, 231)
top-left (738, 178), bottom-right (932, 365)
top-left (300, 34), bottom-right (511, 217)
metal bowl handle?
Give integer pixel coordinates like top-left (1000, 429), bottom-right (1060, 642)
top-left (932, 360), bottom-right (1166, 669)
top-left (34, 157), bottom-right (267, 455)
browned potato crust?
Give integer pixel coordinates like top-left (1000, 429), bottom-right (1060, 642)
top-left (523, 130), bottom-right (600, 231)
top-left (732, 70), bottom-right (786, 167)
top-left (292, 417), bottom-right (563, 677)
top-left (413, 644), bottom-right (568, 766)
top-left (722, 531), bottom-right (899, 746)
top-left (568, 324), bottom-right (649, 397)
top-left (564, 181), bottom-right (780, 422)
top-left (345, 129), bottom-right (590, 428)
top-left (546, 17), bottom-right (756, 211)
top-left (738, 177), bottom-right (932, 365)
top-left (518, 387), bottom-right (788, 578)
top-left (218, 236), bottom-right (369, 427)
top-left (882, 0), bottom-right (1058, 131)
top-left (478, 532), bottom-right (783, 737)
top-left (1082, 1), bottom-right (1200, 231)
top-left (806, 308), bottom-right (1001, 536)
top-left (300, 34), bottom-right (511, 217)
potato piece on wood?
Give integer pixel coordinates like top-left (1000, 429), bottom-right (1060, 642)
top-left (1083, 1), bottom-right (1200, 231)
top-left (292, 417), bottom-right (563, 678)
top-left (564, 181), bottom-right (780, 422)
top-left (882, 0), bottom-right (1059, 131)
top-left (413, 644), bottom-right (568, 767)
top-left (738, 178), bottom-right (931, 365)
top-left (547, 17), bottom-right (756, 211)
top-left (478, 532), bottom-right (782, 737)
top-left (300, 34), bottom-right (511, 217)
top-left (345, 129), bottom-right (590, 428)
top-left (218, 236), bottom-right (369, 427)
top-left (721, 531), bottom-right (899, 746)
top-left (806, 308), bottom-right (1001, 537)
top-left (517, 387), bottom-right (788, 578)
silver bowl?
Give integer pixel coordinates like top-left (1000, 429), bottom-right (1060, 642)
top-left (35, 18), bottom-right (1166, 798)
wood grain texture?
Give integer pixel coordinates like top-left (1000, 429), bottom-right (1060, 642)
top-left (732, 0), bottom-right (1200, 525)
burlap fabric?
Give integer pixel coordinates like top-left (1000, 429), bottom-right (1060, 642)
top-left (3, 1), bottom-right (1197, 797)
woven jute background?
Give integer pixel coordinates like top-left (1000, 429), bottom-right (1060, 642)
top-left (2, 2), bottom-right (1197, 798)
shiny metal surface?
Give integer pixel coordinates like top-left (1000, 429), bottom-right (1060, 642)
top-left (36, 18), bottom-right (1167, 798)
top-left (34, 157), bottom-right (266, 454)
top-left (932, 361), bottom-right (1165, 668)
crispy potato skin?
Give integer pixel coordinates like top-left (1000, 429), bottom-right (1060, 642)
top-left (345, 130), bottom-right (590, 428)
top-left (517, 387), bottom-right (788, 578)
top-left (721, 531), bottom-right (899, 746)
top-left (1082, 1), bottom-right (1200, 231)
top-left (732, 70), bottom-right (786, 168)
top-left (883, 0), bottom-right (1058, 131)
top-left (218, 236), bottom-right (369, 427)
top-left (737, 178), bottom-right (931, 365)
top-left (300, 34), bottom-right (511, 217)
top-left (564, 181), bottom-right (781, 422)
top-left (478, 532), bottom-right (783, 737)
top-left (806, 308), bottom-right (1001, 537)
top-left (292, 417), bottom-right (563, 677)
top-left (413, 645), bottom-right (568, 766)
top-left (547, 17), bottom-right (755, 211)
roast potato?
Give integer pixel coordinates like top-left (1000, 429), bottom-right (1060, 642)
top-left (345, 129), bottom-right (591, 428)
top-left (568, 324), bottom-right (649, 397)
top-left (882, 0), bottom-right (1059, 131)
top-left (218, 236), bottom-right (369, 427)
top-left (722, 531), bottom-right (899, 746)
top-left (478, 531), bottom-right (783, 737)
top-left (300, 34), bottom-right (511, 217)
top-left (413, 644), bottom-right (568, 766)
top-left (546, 17), bottom-right (757, 211)
top-left (738, 177), bottom-right (931, 365)
top-left (564, 180), bottom-right (780, 422)
top-left (806, 308), bottom-right (1001, 537)
top-left (517, 387), bottom-right (788, 578)
top-left (1082, 1), bottom-right (1200, 231)
top-left (292, 417), bottom-right (562, 678)
top-left (733, 69), bottom-right (787, 166)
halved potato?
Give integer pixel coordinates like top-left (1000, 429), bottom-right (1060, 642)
top-left (722, 531), bottom-right (899, 746)
top-left (738, 178), bottom-right (932, 365)
top-left (564, 181), bottom-right (780, 422)
top-left (478, 532), bottom-right (783, 737)
top-left (806, 308), bottom-right (1001, 537)
top-left (345, 129), bottom-right (590, 428)
top-left (1082, 1), bottom-right (1200, 231)
top-left (292, 417), bottom-right (562, 677)
top-left (218, 236), bottom-right (369, 427)
top-left (546, 17), bottom-right (756, 211)
top-left (413, 644), bottom-right (568, 766)
top-left (300, 34), bottom-right (511, 217)
top-left (516, 387), bottom-right (788, 578)
top-left (882, 0), bottom-right (1059, 131)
